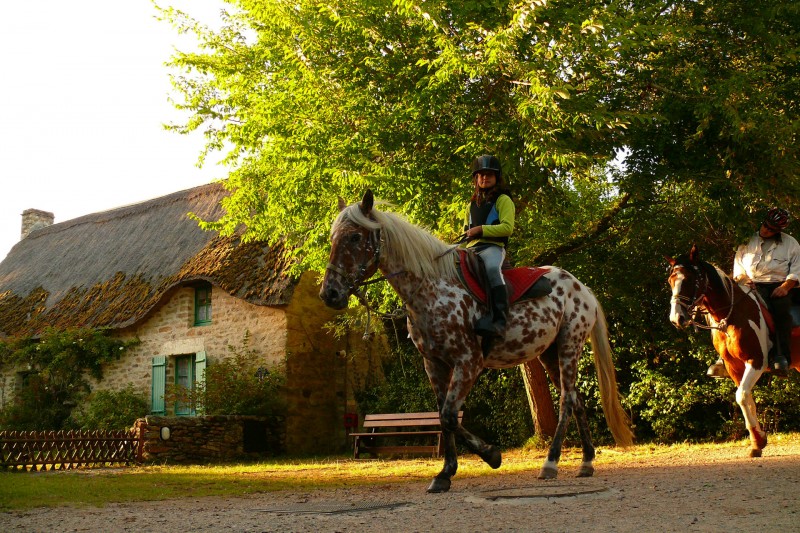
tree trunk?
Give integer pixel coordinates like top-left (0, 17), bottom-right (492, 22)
top-left (520, 360), bottom-right (557, 438)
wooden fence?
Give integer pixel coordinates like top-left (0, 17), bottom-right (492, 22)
top-left (0, 430), bottom-right (140, 471)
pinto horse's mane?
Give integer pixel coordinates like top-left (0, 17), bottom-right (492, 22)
top-left (333, 202), bottom-right (460, 281)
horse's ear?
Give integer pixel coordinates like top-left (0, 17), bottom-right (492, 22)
top-left (664, 255), bottom-right (676, 266)
top-left (337, 197), bottom-right (347, 212)
top-left (359, 189), bottom-right (374, 215)
top-left (689, 244), bottom-right (700, 263)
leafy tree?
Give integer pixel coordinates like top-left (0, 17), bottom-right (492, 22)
top-left (159, 0), bottom-right (800, 442)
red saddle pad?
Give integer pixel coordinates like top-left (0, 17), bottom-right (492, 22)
top-left (456, 249), bottom-right (549, 305)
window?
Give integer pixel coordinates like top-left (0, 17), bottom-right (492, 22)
top-left (151, 352), bottom-right (206, 416)
top-left (174, 355), bottom-right (195, 416)
top-left (194, 283), bottom-right (212, 325)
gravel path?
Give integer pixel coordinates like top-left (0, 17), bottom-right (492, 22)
top-left (3, 440), bottom-right (799, 532)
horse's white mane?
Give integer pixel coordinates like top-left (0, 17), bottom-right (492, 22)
top-left (333, 202), bottom-right (459, 280)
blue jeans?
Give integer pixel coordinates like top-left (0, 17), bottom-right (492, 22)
top-left (473, 244), bottom-right (506, 287)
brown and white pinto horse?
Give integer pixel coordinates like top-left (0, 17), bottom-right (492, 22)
top-left (320, 191), bottom-right (633, 493)
top-left (667, 245), bottom-right (800, 457)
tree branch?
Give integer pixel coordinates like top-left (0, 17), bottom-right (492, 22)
top-left (532, 192), bottom-right (631, 265)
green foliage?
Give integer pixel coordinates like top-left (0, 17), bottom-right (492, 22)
top-left (464, 368), bottom-right (534, 448)
top-left (0, 328), bottom-right (138, 430)
top-left (352, 342), bottom-right (437, 415)
top-left (165, 334), bottom-right (287, 416)
top-left (158, 1), bottom-right (800, 444)
top-left (69, 385), bottom-right (149, 430)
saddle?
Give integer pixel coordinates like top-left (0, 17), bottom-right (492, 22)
top-left (456, 249), bottom-right (551, 305)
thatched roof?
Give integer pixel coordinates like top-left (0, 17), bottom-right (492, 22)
top-left (0, 183), bottom-right (297, 338)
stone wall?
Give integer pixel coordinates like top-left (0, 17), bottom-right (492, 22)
top-left (135, 415), bottom-right (285, 463)
top-left (284, 272), bottom-right (390, 455)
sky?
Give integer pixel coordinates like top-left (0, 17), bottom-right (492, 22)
top-left (0, 1), bottom-right (229, 262)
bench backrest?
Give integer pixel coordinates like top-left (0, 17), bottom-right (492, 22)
top-left (362, 411), bottom-right (463, 429)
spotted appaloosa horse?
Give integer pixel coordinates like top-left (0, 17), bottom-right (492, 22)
top-left (320, 191), bottom-right (633, 493)
top-left (667, 245), bottom-right (800, 457)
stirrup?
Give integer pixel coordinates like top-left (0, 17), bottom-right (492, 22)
top-left (770, 356), bottom-right (789, 378)
top-left (706, 361), bottom-right (728, 379)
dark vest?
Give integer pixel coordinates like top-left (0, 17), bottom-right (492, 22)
top-left (468, 198), bottom-right (508, 245)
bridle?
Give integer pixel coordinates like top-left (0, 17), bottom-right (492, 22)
top-left (670, 263), bottom-right (736, 330)
top-left (325, 227), bottom-right (406, 338)
top-left (325, 228), bottom-right (384, 297)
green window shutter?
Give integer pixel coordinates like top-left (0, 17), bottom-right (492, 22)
top-left (195, 351), bottom-right (207, 386)
top-left (194, 351), bottom-right (207, 416)
top-left (151, 355), bottom-right (166, 415)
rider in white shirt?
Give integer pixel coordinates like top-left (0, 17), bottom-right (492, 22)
top-left (731, 208), bottom-right (799, 376)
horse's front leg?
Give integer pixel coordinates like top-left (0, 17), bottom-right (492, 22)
top-left (422, 356), bottom-right (457, 493)
top-left (735, 364), bottom-right (767, 457)
top-left (423, 354), bottom-right (495, 493)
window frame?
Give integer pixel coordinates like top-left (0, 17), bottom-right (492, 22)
top-left (194, 283), bottom-right (213, 326)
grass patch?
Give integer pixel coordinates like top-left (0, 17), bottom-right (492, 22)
top-left (3, 432), bottom-right (799, 510)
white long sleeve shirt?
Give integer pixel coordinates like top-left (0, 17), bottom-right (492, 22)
top-left (733, 232), bottom-right (800, 284)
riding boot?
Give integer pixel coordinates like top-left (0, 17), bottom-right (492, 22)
top-left (490, 285), bottom-right (510, 339)
top-left (771, 303), bottom-right (791, 378)
top-left (475, 285), bottom-right (509, 340)
top-left (706, 358), bottom-right (729, 379)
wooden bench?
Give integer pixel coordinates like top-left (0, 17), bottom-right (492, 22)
top-left (351, 411), bottom-right (463, 459)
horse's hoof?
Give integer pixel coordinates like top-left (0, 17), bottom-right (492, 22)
top-left (751, 430), bottom-right (767, 450)
top-left (577, 465), bottom-right (594, 478)
top-left (749, 448), bottom-right (763, 458)
top-left (481, 446), bottom-right (502, 469)
top-left (538, 466), bottom-right (558, 480)
top-left (426, 477), bottom-right (451, 493)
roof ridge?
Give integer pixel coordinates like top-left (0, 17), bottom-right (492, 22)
top-left (24, 182), bottom-right (226, 241)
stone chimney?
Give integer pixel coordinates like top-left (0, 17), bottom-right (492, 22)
top-left (21, 209), bottom-right (55, 239)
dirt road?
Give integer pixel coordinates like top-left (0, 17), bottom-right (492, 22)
top-left (3, 439), bottom-right (799, 532)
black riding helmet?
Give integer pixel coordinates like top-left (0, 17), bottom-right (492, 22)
top-left (471, 155), bottom-right (502, 179)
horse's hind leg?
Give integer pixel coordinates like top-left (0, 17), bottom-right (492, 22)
top-left (539, 344), bottom-right (595, 477)
top-left (539, 344), bottom-right (595, 478)
top-left (539, 343), bottom-right (594, 479)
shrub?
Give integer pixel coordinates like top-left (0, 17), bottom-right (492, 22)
top-left (164, 333), bottom-right (287, 416)
top-left (69, 385), bottom-right (149, 430)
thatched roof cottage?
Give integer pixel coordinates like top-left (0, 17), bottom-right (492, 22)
top-left (0, 183), bottom-right (372, 454)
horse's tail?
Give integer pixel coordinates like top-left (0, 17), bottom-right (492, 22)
top-left (590, 300), bottom-right (634, 447)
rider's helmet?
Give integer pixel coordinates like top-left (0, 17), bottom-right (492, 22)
top-left (764, 207), bottom-right (790, 231)
top-left (471, 155), bottom-right (502, 179)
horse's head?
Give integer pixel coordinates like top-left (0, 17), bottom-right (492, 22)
top-left (665, 244), bottom-right (705, 329)
top-left (319, 190), bottom-right (382, 309)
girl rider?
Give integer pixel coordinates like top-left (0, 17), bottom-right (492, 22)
top-left (461, 155), bottom-right (515, 339)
